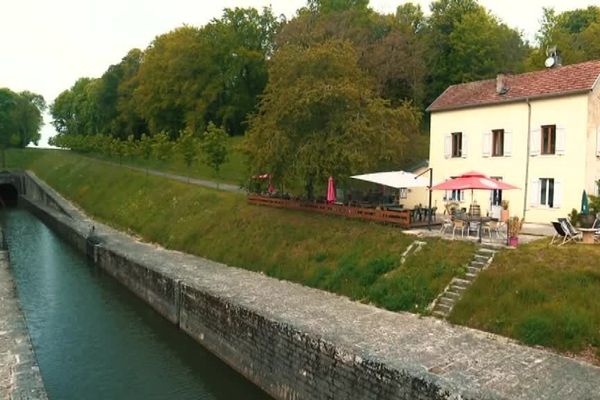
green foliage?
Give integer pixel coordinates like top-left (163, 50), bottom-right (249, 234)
top-left (11, 148), bottom-right (474, 316)
top-left (0, 88), bottom-right (45, 149)
top-left (200, 122), bottom-right (229, 177)
top-left (450, 239), bottom-right (600, 357)
top-left (151, 132), bottom-right (173, 163)
top-left (176, 127), bottom-right (200, 170)
top-left (244, 39), bottom-right (421, 196)
top-left (590, 194), bottom-right (600, 216)
top-left (569, 208), bottom-right (580, 226)
top-left (528, 6), bottom-right (600, 68)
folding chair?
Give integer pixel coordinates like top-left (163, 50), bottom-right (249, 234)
top-left (550, 221), bottom-right (570, 246)
top-left (452, 219), bottom-right (467, 239)
top-left (557, 218), bottom-right (582, 242)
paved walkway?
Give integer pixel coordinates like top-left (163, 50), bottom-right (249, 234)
top-left (0, 250), bottom-right (47, 399)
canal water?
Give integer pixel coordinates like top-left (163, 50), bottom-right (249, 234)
top-left (2, 209), bottom-right (269, 400)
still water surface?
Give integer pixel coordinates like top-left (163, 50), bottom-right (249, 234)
top-left (3, 209), bottom-right (269, 400)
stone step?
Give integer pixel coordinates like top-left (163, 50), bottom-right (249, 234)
top-left (434, 303), bottom-right (451, 312)
top-left (474, 254), bottom-right (490, 261)
top-left (453, 278), bottom-right (470, 287)
top-left (449, 285), bottom-right (466, 293)
top-left (467, 266), bottom-right (480, 274)
top-left (432, 310), bottom-right (447, 318)
top-left (439, 297), bottom-right (455, 306)
top-left (465, 272), bottom-right (477, 280)
top-left (471, 261), bottom-right (486, 268)
top-left (478, 248), bottom-right (496, 254)
top-left (444, 291), bottom-right (461, 300)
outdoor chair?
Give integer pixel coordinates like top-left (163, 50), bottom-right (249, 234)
top-left (439, 217), bottom-right (453, 235)
top-left (553, 218), bottom-right (581, 245)
top-left (483, 220), bottom-right (505, 241)
top-left (452, 219), bottom-right (467, 239)
top-left (468, 220), bottom-right (481, 237)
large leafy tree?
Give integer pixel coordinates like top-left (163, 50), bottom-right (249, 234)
top-left (425, 0), bottom-right (528, 103)
top-left (244, 40), bottom-right (421, 197)
top-left (134, 8), bottom-right (280, 138)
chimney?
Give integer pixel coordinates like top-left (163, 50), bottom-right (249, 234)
top-left (496, 74), bottom-right (508, 95)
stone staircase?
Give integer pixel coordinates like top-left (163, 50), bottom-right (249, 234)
top-left (430, 245), bottom-right (497, 319)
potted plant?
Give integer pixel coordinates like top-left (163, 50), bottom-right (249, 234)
top-left (578, 190), bottom-right (595, 228)
top-left (507, 216), bottom-right (521, 247)
top-left (500, 200), bottom-right (509, 222)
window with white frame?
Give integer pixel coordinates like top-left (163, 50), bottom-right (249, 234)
top-left (482, 130), bottom-right (511, 157)
top-left (530, 178), bottom-right (562, 208)
top-left (399, 188), bottom-right (408, 199)
top-left (448, 189), bottom-right (465, 202)
top-left (451, 132), bottom-right (462, 157)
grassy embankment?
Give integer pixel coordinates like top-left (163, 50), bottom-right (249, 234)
top-left (9, 148), bottom-right (474, 313)
top-left (451, 239), bottom-right (600, 362)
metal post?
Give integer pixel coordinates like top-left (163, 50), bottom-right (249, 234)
top-left (416, 168), bottom-right (433, 231)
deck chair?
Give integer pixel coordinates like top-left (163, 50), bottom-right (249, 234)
top-left (550, 221), bottom-right (570, 245)
top-left (452, 219), bottom-right (467, 239)
top-left (557, 218), bottom-right (582, 244)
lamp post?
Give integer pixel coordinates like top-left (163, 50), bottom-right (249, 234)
top-left (415, 168), bottom-right (433, 231)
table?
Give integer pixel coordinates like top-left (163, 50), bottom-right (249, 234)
top-left (579, 228), bottom-right (598, 244)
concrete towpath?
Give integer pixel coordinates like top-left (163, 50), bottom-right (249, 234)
top-left (0, 248), bottom-right (48, 399)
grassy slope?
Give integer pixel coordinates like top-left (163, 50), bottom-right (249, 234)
top-left (450, 239), bottom-right (600, 359)
top-left (9, 148), bottom-right (474, 313)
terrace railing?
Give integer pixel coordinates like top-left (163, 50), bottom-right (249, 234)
top-left (247, 195), bottom-right (412, 228)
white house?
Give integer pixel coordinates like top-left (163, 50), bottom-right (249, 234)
top-left (427, 59), bottom-right (600, 223)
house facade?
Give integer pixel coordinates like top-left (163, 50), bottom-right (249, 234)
top-left (428, 60), bottom-right (600, 223)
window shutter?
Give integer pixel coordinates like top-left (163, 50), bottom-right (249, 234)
top-left (556, 125), bottom-right (566, 155)
top-left (530, 179), bottom-right (540, 207)
top-left (554, 180), bottom-right (562, 208)
top-left (504, 131), bottom-right (512, 156)
top-left (444, 134), bottom-right (451, 159)
top-left (460, 190), bottom-right (465, 201)
top-left (530, 129), bottom-right (540, 156)
top-left (596, 127), bottom-right (600, 157)
top-left (482, 132), bottom-right (491, 157)
top-left (462, 134), bottom-right (468, 158)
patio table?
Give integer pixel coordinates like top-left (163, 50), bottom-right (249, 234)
top-left (578, 228), bottom-right (598, 244)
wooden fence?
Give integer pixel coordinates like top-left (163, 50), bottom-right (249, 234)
top-left (247, 195), bottom-right (412, 228)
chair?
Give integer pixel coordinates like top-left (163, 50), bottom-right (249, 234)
top-left (550, 221), bottom-right (570, 246)
top-left (440, 217), bottom-right (453, 235)
top-left (468, 220), bottom-right (481, 237)
top-left (452, 219), bottom-right (467, 239)
top-left (483, 220), bottom-right (505, 241)
top-left (556, 218), bottom-right (581, 245)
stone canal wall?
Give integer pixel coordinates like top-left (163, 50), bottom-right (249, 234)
top-left (15, 170), bottom-right (600, 400)
top-left (0, 243), bottom-right (48, 399)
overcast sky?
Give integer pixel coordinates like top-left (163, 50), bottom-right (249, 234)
top-left (1, 0), bottom-right (597, 145)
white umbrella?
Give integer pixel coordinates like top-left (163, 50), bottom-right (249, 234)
top-left (350, 171), bottom-right (429, 189)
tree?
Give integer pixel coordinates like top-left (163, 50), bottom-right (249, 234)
top-left (528, 6), bottom-right (600, 67)
top-left (244, 40), bottom-right (421, 197)
top-left (176, 127), bottom-right (200, 180)
top-left (151, 132), bottom-right (173, 164)
top-left (424, 0), bottom-right (528, 103)
top-left (200, 122), bottom-right (228, 183)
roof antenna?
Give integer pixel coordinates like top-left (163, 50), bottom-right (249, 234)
top-left (545, 46), bottom-right (561, 68)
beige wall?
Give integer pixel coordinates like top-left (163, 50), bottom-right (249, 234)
top-left (404, 165), bottom-right (430, 209)
top-left (429, 92), bottom-right (592, 223)
top-left (587, 82), bottom-right (600, 201)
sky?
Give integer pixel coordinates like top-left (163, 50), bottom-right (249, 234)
top-left (1, 0), bottom-right (598, 146)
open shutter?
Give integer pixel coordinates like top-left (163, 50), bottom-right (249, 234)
top-left (504, 131), bottom-right (512, 156)
top-left (530, 128), bottom-right (540, 156)
top-left (482, 132), bottom-right (491, 157)
top-left (596, 127), bottom-right (600, 157)
top-left (461, 134), bottom-right (468, 158)
top-left (556, 125), bottom-right (566, 155)
top-left (460, 190), bottom-right (465, 202)
top-left (444, 134), bottom-right (451, 159)
top-left (530, 179), bottom-right (540, 207)
top-left (553, 180), bottom-right (562, 208)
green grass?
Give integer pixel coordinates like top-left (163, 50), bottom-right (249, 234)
top-left (450, 239), bottom-right (600, 360)
top-left (9, 148), bottom-right (474, 313)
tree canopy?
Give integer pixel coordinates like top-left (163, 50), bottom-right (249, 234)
top-left (0, 88), bottom-right (45, 149)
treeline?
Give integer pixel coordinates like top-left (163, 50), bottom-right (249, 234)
top-left (50, 0), bottom-right (600, 191)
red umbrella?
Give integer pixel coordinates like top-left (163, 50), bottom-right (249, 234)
top-left (431, 171), bottom-right (518, 191)
top-left (327, 176), bottom-right (336, 204)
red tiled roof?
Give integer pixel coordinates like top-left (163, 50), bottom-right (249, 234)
top-left (427, 60), bottom-right (600, 112)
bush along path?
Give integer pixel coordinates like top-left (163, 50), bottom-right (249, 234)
top-left (429, 244), bottom-right (497, 318)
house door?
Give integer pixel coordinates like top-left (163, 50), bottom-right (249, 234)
top-left (490, 176), bottom-right (503, 218)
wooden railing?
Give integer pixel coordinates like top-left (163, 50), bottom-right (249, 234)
top-left (247, 195), bottom-right (412, 228)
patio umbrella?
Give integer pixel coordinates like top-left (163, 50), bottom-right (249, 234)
top-left (581, 190), bottom-right (589, 215)
top-left (327, 176), bottom-right (336, 204)
top-left (431, 171), bottom-right (519, 243)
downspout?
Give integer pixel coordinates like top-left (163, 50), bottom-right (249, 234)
top-left (522, 98), bottom-right (532, 221)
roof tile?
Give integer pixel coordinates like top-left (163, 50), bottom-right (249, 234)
top-left (427, 60), bottom-right (600, 112)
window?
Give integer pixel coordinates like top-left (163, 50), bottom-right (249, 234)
top-left (491, 176), bottom-right (502, 206)
top-left (492, 130), bottom-right (504, 156)
top-left (540, 178), bottom-right (555, 207)
top-left (399, 188), bottom-right (408, 199)
top-left (451, 132), bottom-right (462, 158)
top-left (541, 125), bottom-right (556, 155)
